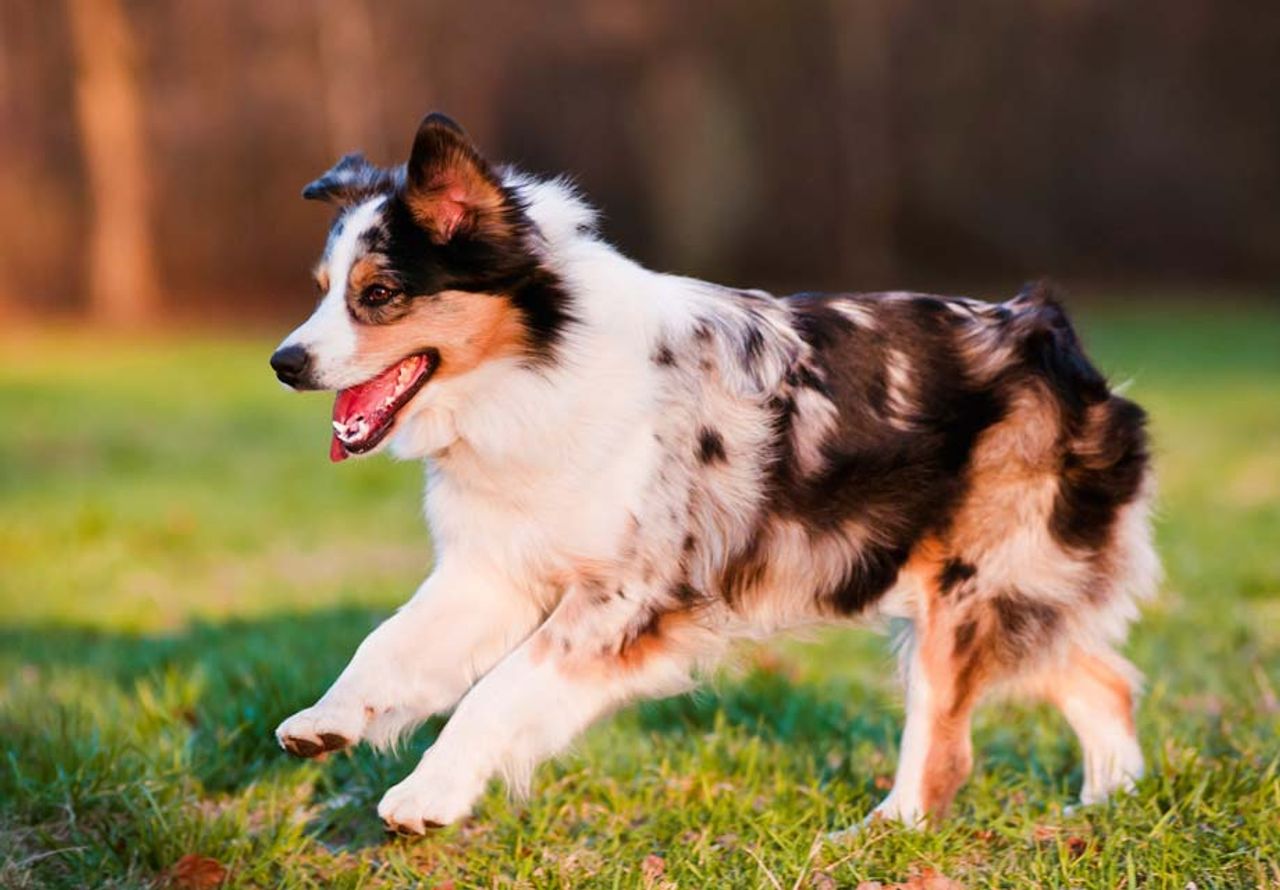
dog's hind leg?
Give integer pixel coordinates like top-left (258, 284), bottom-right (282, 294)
top-left (861, 543), bottom-right (1060, 828)
top-left (1021, 646), bottom-right (1143, 806)
top-left (276, 560), bottom-right (542, 757)
top-left (869, 595), bottom-right (989, 827)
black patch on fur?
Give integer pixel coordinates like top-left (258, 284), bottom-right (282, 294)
top-left (698, 428), bottom-right (727, 464)
top-left (581, 577), bottom-right (611, 605)
top-left (786, 364), bottom-right (832, 398)
top-left (653, 343), bottom-right (677, 367)
top-left (938, 559), bottom-right (977, 597)
top-left (359, 224), bottom-right (388, 253)
top-left (682, 533), bottom-right (697, 554)
top-left (1051, 396), bottom-right (1149, 551)
top-left (721, 536), bottom-right (767, 605)
top-left (828, 545), bottom-right (910, 613)
top-left (992, 592), bottom-right (1059, 646)
top-left (741, 323), bottom-right (765, 365)
top-left (671, 581), bottom-right (700, 603)
top-left (769, 292), bottom-right (1007, 614)
top-left (510, 267), bottom-right (576, 360)
top-left (788, 294), bottom-right (859, 350)
top-left (954, 619), bottom-right (979, 656)
top-left (764, 394), bottom-right (798, 473)
top-left (909, 295), bottom-right (951, 316)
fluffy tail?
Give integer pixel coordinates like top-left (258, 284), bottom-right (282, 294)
top-left (1006, 280), bottom-right (1112, 412)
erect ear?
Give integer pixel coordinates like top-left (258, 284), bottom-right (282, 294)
top-left (404, 113), bottom-right (510, 244)
top-left (301, 152), bottom-right (400, 205)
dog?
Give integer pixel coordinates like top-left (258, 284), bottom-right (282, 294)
top-left (270, 113), bottom-right (1157, 835)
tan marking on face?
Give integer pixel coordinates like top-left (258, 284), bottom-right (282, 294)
top-left (347, 255), bottom-right (388, 296)
top-left (353, 290), bottom-right (528, 380)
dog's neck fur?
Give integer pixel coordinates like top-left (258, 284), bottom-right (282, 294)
top-left (390, 174), bottom-right (692, 467)
top-left (382, 175), bottom-right (671, 563)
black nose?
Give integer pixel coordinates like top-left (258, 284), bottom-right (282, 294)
top-left (270, 345), bottom-right (313, 388)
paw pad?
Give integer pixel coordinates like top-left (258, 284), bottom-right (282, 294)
top-left (280, 731), bottom-right (351, 759)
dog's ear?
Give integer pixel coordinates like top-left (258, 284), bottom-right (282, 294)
top-left (404, 113), bottom-right (511, 244)
top-left (302, 153), bottom-right (400, 205)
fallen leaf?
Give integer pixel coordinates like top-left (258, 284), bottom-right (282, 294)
top-left (810, 870), bottom-right (838, 889)
top-left (165, 854), bottom-right (227, 889)
top-left (713, 833), bottom-right (740, 850)
top-left (867, 868), bottom-right (966, 890)
top-left (1032, 824), bottom-right (1060, 842)
top-left (641, 853), bottom-right (666, 885)
top-left (910, 868), bottom-right (966, 890)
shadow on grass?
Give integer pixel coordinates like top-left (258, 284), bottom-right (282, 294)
top-left (0, 609), bottom-right (907, 851)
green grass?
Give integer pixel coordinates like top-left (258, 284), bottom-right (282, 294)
top-left (2, 302), bottom-right (1278, 888)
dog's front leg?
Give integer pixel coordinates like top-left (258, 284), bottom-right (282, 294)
top-left (276, 561), bottom-right (542, 757)
top-left (377, 591), bottom-right (713, 832)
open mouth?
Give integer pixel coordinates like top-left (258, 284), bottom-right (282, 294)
top-left (329, 349), bottom-right (439, 462)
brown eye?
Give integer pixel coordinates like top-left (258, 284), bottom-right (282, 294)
top-left (361, 284), bottom-right (398, 307)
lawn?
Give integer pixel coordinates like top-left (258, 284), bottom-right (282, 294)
top-left (1, 301), bottom-right (1278, 888)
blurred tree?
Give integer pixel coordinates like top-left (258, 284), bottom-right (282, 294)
top-left (65, 0), bottom-right (159, 325)
top-left (830, 0), bottom-right (898, 287)
top-left (3, 0), bottom-right (1276, 318)
top-left (314, 0), bottom-right (387, 161)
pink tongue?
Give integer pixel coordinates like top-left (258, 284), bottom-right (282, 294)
top-left (329, 355), bottom-right (427, 462)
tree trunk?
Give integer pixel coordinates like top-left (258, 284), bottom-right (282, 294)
top-left (65, 0), bottom-right (160, 325)
top-left (314, 0), bottom-right (386, 161)
top-left (829, 0), bottom-right (899, 287)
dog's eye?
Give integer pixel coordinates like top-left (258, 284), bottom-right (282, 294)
top-left (361, 285), bottom-right (399, 307)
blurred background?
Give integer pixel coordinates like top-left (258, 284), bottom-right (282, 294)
top-left (2, 4), bottom-right (1280, 885)
top-left (2, 0), bottom-right (1278, 326)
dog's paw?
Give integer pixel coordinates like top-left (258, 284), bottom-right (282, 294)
top-left (275, 705), bottom-right (364, 758)
top-left (376, 769), bottom-right (483, 835)
top-left (826, 796), bottom-right (923, 844)
top-left (866, 793), bottom-right (926, 828)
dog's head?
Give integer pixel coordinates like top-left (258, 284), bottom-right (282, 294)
top-left (271, 113), bottom-right (568, 461)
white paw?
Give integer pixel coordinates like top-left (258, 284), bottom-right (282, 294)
top-left (1079, 745), bottom-right (1144, 807)
top-left (376, 763), bottom-right (486, 835)
top-left (1079, 773), bottom-right (1138, 808)
top-left (868, 793), bottom-right (926, 828)
top-left (827, 793), bottom-right (924, 843)
top-left (275, 703), bottom-right (366, 758)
